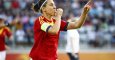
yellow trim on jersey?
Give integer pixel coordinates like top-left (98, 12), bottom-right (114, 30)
top-left (39, 16), bottom-right (54, 32)
top-left (49, 22), bottom-right (54, 26)
top-left (41, 23), bottom-right (51, 32)
top-left (0, 28), bottom-right (3, 34)
top-left (5, 27), bottom-right (11, 32)
top-left (39, 16), bottom-right (44, 25)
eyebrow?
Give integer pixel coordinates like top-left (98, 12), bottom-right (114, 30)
top-left (48, 2), bottom-right (55, 5)
top-left (51, 2), bottom-right (54, 4)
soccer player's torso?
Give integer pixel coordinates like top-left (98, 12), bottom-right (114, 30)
top-left (34, 16), bottom-right (59, 46)
top-left (30, 16), bottom-right (59, 59)
top-left (0, 27), bottom-right (8, 51)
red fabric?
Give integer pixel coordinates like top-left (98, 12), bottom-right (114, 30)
top-left (11, 1), bottom-right (19, 9)
top-left (0, 27), bottom-right (12, 51)
top-left (29, 16), bottom-right (67, 60)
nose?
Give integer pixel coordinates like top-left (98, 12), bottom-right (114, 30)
top-left (53, 5), bottom-right (56, 9)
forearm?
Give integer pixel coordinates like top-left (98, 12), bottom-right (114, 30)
top-left (48, 17), bottom-right (61, 34)
top-left (75, 13), bottom-right (87, 28)
top-left (75, 0), bottom-right (91, 28)
top-left (67, 0), bottom-right (91, 30)
top-left (5, 45), bottom-right (10, 50)
top-left (47, 8), bottom-right (63, 34)
top-left (9, 35), bottom-right (13, 41)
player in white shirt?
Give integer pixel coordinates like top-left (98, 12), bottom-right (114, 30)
top-left (66, 14), bottom-right (80, 60)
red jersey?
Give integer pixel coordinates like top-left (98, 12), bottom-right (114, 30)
top-left (29, 16), bottom-right (68, 60)
top-left (0, 27), bottom-right (12, 51)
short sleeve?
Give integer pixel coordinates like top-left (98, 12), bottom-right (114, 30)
top-left (34, 18), bottom-right (41, 32)
top-left (34, 17), bottom-right (51, 32)
top-left (60, 20), bottom-right (69, 31)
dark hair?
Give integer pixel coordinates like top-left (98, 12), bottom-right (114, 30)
top-left (32, 0), bottom-right (47, 13)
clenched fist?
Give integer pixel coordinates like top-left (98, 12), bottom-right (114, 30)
top-left (53, 8), bottom-right (63, 20)
top-left (55, 8), bottom-right (63, 17)
top-left (83, 0), bottom-right (92, 14)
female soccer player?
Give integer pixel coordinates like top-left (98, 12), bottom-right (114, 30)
top-left (29, 0), bottom-right (91, 60)
top-left (0, 16), bottom-right (13, 60)
top-left (66, 15), bottom-right (80, 60)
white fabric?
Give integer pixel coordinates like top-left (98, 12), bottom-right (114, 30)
top-left (30, 58), bottom-right (32, 60)
top-left (0, 51), bottom-right (6, 60)
top-left (15, 29), bottom-right (25, 42)
top-left (66, 29), bottom-right (79, 53)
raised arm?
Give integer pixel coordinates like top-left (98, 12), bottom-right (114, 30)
top-left (48, 8), bottom-right (63, 34)
top-left (67, 0), bottom-right (92, 29)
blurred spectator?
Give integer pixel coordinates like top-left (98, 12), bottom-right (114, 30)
top-left (15, 21), bottom-right (25, 45)
top-left (0, 0), bottom-right (114, 48)
top-left (3, 0), bottom-right (11, 10)
top-left (15, 28), bottom-right (25, 45)
top-left (107, 16), bottom-right (114, 25)
top-left (11, 0), bottom-right (19, 9)
top-left (18, 0), bottom-right (27, 10)
top-left (0, 0), bottom-right (4, 9)
top-left (71, 0), bottom-right (80, 16)
top-left (110, 0), bottom-right (115, 9)
top-left (111, 31), bottom-right (115, 47)
top-left (25, 26), bottom-right (33, 45)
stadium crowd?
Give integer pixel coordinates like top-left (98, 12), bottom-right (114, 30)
top-left (0, 0), bottom-right (115, 48)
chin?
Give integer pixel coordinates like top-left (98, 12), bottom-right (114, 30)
top-left (51, 14), bottom-right (55, 16)
top-left (53, 13), bottom-right (56, 16)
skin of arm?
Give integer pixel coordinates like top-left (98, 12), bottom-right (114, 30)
top-left (67, 0), bottom-right (92, 29)
top-left (48, 8), bottom-right (63, 34)
top-left (5, 45), bottom-right (10, 50)
top-left (9, 35), bottom-right (13, 41)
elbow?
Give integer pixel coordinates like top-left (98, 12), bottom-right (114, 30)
top-left (50, 31), bottom-right (58, 35)
top-left (77, 25), bottom-right (82, 28)
top-left (48, 27), bottom-right (59, 34)
top-left (75, 25), bottom-right (82, 29)
top-left (9, 36), bottom-right (13, 41)
top-left (49, 30), bottom-right (59, 35)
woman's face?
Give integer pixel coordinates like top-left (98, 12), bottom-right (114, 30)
top-left (43, 0), bottom-right (56, 16)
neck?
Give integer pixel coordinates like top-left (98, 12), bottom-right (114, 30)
top-left (0, 26), bottom-right (5, 29)
top-left (42, 13), bottom-right (52, 21)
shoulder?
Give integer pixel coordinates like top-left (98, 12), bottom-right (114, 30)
top-left (4, 27), bottom-right (10, 30)
top-left (4, 27), bottom-right (11, 32)
top-left (34, 16), bottom-right (45, 25)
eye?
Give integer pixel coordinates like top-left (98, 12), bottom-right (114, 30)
top-left (49, 3), bottom-right (55, 6)
top-left (49, 4), bottom-right (53, 6)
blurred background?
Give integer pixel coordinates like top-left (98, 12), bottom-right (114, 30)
top-left (0, 0), bottom-right (115, 60)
